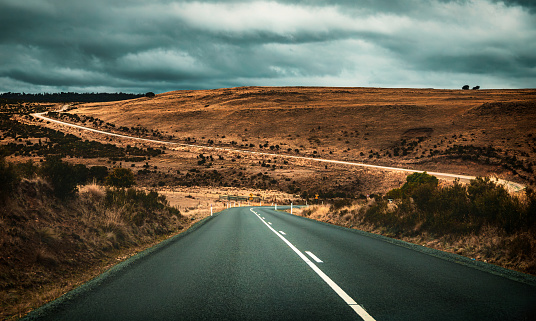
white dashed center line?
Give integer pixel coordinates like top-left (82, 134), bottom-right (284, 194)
top-left (279, 231), bottom-right (286, 235)
top-left (305, 251), bottom-right (323, 263)
top-left (250, 208), bottom-right (376, 321)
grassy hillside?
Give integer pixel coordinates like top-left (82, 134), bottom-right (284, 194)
top-left (0, 158), bottom-right (191, 319)
top-left (71, 87), bottom-right (536, 187)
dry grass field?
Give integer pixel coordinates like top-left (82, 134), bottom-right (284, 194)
top-left (68, 86), bottom-right (536, 189)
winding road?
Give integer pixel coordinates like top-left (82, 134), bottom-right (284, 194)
top-left (25, 207), bottom-right (536, 320)
top-left (32, 111), bottom-right (525, 192)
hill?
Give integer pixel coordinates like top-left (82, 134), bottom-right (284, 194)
top-left (70, 87), bottom-right (536, 188)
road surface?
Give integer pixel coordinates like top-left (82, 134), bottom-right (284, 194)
top-left (31, 111), bottom-right (525, 192)
top-left (25, 207), bottom-right (536, 320)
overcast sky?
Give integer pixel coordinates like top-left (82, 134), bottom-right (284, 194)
top-left (1, 0), bottom-right (535, 93)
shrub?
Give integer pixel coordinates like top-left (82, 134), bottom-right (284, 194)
top-left (73, 163), bottom-right (89, 184)
top-left (40, 156), bottom-right (84, 198)
top-left (399, 172), bottom-right (438, 198)
top-left (105, 168), bottom-right (136, 188)
top-left (330, 198), bottom-right (353, 211)
top-left (381, 175), bottom-right (534, 235)
top-left (89, 165), bottom-right (109, 183)
top-left (14, 160), bottom-right (38, 178)
top-left (0, 157), bottom-right (19, 201)
top-left (104, 188), bottom-right (179, 226)
top-left (467, 177), bottom-right (523, 232)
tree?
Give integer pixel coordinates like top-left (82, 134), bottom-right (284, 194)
top-left (472, 86), bottom-right (480, 90)
top-left (105, 168), bottom-right (136, 188)
top-left (462, 85), bottom-right (470, 90)
top-left (145, 92), bottom-right (155, 98)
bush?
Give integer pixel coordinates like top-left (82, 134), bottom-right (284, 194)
top-left (0, 157), bottom-right (19, 201)
top-left (467, 177), bottom-right (523, 232)
top-left (89, 166), bottom-right (109, 183)
top-left (105, 188), bottom-right (179, 226)
top-left (330, 198), bottom-right (353, 211)
top-left (40, 157), bottom-right (85, 198)
top-left (384, 175), bottom-right (535, 235)
top-left (105, 168), bottom-right (136, 188)
top-left (397, 172), bottom-right (439, 199)
top-left (73, 164), bottom-right (89, 184)
top-left (14, 160), bottom-right (38, 178)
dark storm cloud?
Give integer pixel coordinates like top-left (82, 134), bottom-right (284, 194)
top-left (0, 0), bottom-right (535, 93)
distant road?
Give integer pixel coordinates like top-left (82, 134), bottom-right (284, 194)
top-left (25, 207), bottom-right (536, 320)
top-left (32, 112), bottom-right (525, 192)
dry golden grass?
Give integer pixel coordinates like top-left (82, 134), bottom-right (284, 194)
top-left (69, 87), bottom-right (536, 186)
top-left (297, 200), bottom-right (536, 276)
top-left (13, 86), bottom-right (520, 202)
top-left (0, 180), bottom-right (197, 320)
top-left (78, 180), bottom-right (105, 199)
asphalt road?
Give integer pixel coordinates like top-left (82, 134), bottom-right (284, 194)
top-left (26, 207), bottom-right (536, 320)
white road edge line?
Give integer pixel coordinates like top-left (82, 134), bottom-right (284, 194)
top-left (250, 209), bottom-right (375, 321)
top-left (305, 251), bottom-right (323, 263)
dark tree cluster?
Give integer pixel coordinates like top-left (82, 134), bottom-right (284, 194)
top-left (1, 156), bottom-right (108, 199)
top-left (0, 92), bottom-right (144, 103)
top-left (0, 114), bottom-right (163, 160)
top-left (462, 85), bottom-right (480, 90)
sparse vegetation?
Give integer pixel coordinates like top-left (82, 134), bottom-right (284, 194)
top-left (106, 167), bottom-right (136, 188)
top-left (298, 173), bottom-right (536, 275)
top-left (0, 113), bottom-right (162, 160)
top-left (0, 158), bottom-right (187, 319)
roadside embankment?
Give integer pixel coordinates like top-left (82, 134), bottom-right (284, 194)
top-left (0, 159), bottom-right (206, 320)
top-left (293, 174), bottom-right (536, 276)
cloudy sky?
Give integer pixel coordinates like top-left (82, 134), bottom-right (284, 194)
top-left (1, 0), bottom-right (535, 93)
